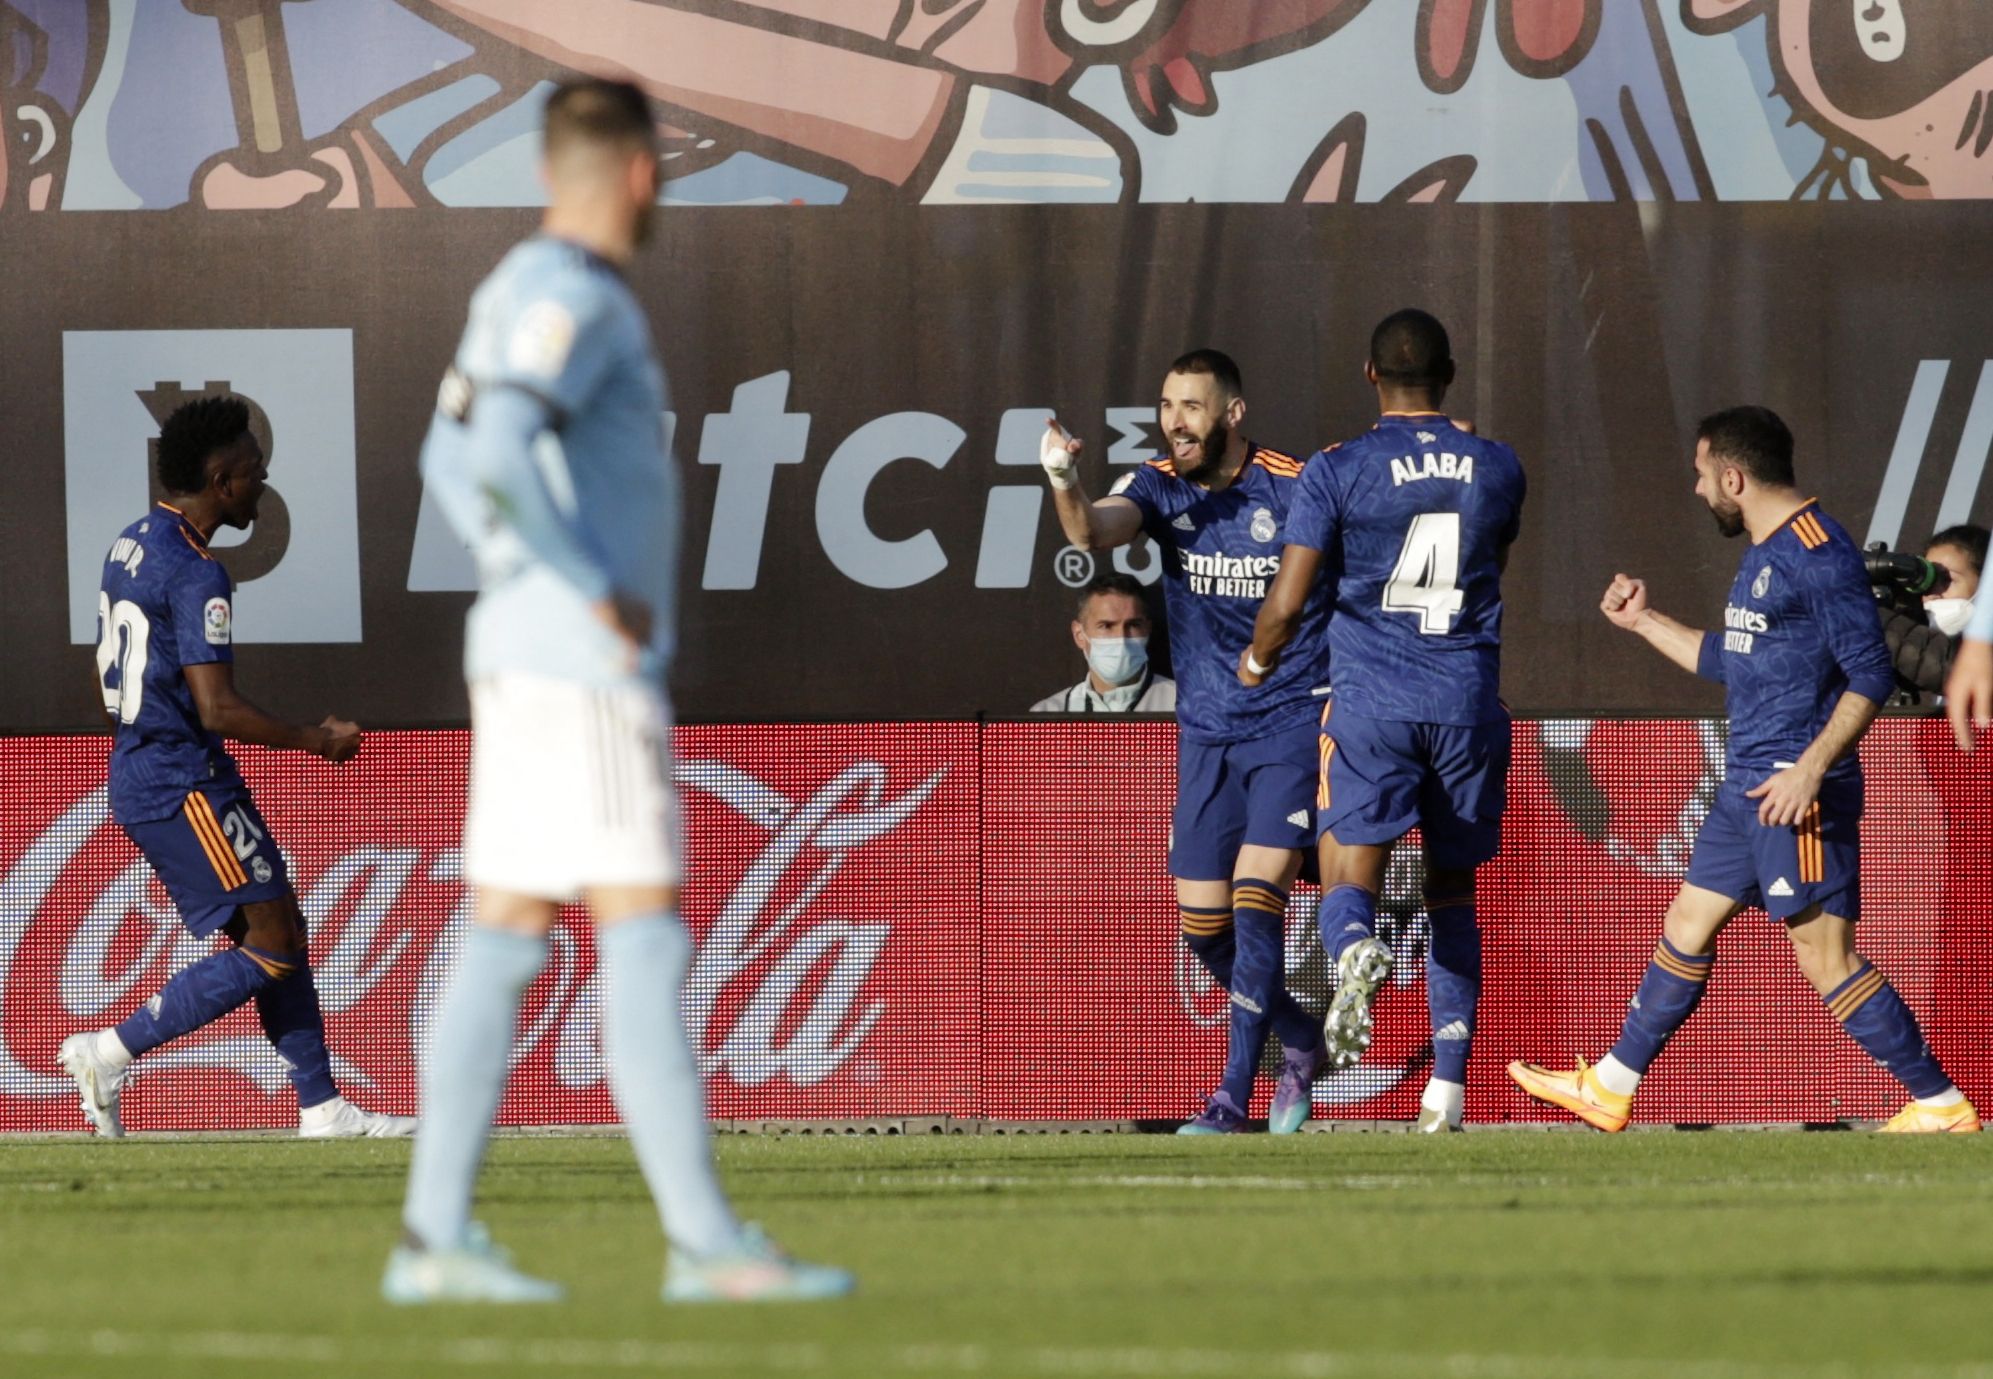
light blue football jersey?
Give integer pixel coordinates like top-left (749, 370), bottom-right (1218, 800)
top-left (421, 236), bottom-right (678, 687)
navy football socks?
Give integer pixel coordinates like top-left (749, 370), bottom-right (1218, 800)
top-left (1608, 937), bottom-right (1712, 1074)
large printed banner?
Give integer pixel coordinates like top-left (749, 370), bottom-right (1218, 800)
top-left (1, 719), bottom-right (1988, 1132)
top-left (6, 3), bottom-right (1993, 733)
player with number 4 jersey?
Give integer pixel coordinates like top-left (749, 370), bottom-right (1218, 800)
top-left (62, 395), bottom-right (407, 1142)
top-left (1245, 310), bottom-right (1524, 1132)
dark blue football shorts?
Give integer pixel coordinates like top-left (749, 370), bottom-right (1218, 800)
top-left (120, 784), bottom-right (291, 938)
top-left (1169, 719), bottom-right (1319, 881)
top-left (1685, 773), bottom-right (1861, 922)
top-left (1316, 700), bottom-right (1510, 870)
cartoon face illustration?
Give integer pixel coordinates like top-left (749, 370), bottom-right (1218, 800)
top-left (1690, 0), bottom-right (1993, 197)
top-left (0, 0), bottom-right (95, 212)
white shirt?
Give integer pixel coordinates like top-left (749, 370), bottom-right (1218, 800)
top-left (1029, 672), bottom-right (1177, 714)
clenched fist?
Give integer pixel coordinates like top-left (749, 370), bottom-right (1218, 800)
top-left (1601, 574), bottom-right (1648, 631)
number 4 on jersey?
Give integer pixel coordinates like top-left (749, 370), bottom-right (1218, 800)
top-left (1383, 512), bottom-right (1464, 634)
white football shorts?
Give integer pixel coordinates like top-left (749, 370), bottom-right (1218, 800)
top-left (463, 674), bottom-right (681, 898)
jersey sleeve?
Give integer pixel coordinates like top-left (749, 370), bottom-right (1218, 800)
top-left (486, 275), bottom-right (621, 419)
top-left (168, 557), bottom-right (235, 670)
top-left (1696, 631), bottom-right (1726, 683)
top-left (1803, 546), bottom-right (1895, 705)
top-left (1281, 451), bottom-right (1342, 552)
top-left (1496, 448), bottom-right (1525, 547)
top-left (1112, 463), bottom-right (1167, 540)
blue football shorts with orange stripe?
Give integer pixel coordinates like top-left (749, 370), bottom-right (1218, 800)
top-left (1684, 773), bottom-right (1860, 921)
top-left (1315, 699), bottom-right (1510, 870)
top-left (1169, 719), bottom-right (1319, 880)
top-left (120, 785), bottom-right (291, 937)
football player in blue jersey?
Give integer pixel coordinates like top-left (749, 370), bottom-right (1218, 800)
top-left (1041, 349), bottom-right (1333, 1134)
top-left (1509, 406), bottom-right (1978, 1133)
top-left (387, 77), bottom-right (853, 1304)
top-left (60, 395), bottom-right (411, 1142)
top-left (1244, 310), bottom-right (1525, 1133)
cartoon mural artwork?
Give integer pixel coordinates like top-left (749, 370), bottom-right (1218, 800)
top-left (0, 0), bottom-right (100, 211)
top-left (1685, 0), bottom-right (1993, 199)
top-left (6, 1), bottom-right (1990, 211)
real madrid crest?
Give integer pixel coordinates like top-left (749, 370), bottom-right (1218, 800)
top-left (1752, 565), bottom-right (1772, 599)
top-left (1250, 507), bottom-right (1277, 543)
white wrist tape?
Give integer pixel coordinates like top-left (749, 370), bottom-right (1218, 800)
top-left (1245, 650), bottom-right (1272, 676)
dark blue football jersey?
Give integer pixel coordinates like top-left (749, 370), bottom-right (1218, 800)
top-left (1284, 413), bottom-right (1525, 726)
top-left (1116, 444), bottom-right (1333, 743)
top-left (95, 503), bottom-right (245, 824)
top-left (1694, 502), bottom-right (1894, 784)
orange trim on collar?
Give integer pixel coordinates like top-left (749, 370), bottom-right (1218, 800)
top-left (156, 501), bottom-right (211, 548)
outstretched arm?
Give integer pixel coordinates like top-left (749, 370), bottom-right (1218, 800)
top-left (1240, 544), bottom-right (1324, 685)
top-left (1042, 420), bottom-right (1145, 551)
top-left (1602, 573), bottom-right (1708, 676)
top-left (184, 662), bottom-right (359, 763)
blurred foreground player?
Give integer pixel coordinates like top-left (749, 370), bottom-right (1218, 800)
top-left (1510, 407), bottom-right (1977, 1133)
top-left (1041, 350), bottom-right (1332, 1134)
top-left (63, 396), bottom-right (409, 1140)
top-left (1243, 310), bottom-right (1524, 1133)
top-left (388, 78), bottom-right (853, 1304)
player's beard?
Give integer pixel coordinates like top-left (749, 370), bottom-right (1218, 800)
top-left (1707, 494), bottom-right (1745, 539)
top-left (1173, 417), bottom-right (1232, 485)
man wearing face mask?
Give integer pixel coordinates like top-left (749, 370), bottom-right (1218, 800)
top-left (1877, 525), bottom-right (1987, 701)
top-left (1031, 574), bottom-right (1177, 713)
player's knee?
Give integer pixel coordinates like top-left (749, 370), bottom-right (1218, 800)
top-left (1660, 898), bottom-right (1720, 957)
top-left (238, 898), bottom-right (307, 961)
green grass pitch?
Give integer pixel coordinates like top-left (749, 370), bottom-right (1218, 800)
top-left (3, 1130), bottom-right (1989, 1379)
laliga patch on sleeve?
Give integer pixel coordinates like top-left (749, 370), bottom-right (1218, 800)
top-left (507, 300), bottom-right (578, 380)
top-left (204, 596), bottom-right (232, 646)
top-left (1109, 471), bottom-right (1136, 496)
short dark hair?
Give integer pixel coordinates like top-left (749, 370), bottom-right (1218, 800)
top-left (156, 395), bottom-right (251, 496)
top-left (1696, 405), bottom-right (1794, 487)
top-left (1927, 524), bottom-right (1991, 576)
top-left (544, 77), bottom-right (654, 160)
top-left (1370, 309), bottom-right (1452, 386)
top-left (1075, 572), bottom-right (1150, 621)
top-left (1166, 348), bottom-right (1242, 401)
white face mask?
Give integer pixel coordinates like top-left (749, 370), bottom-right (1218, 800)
top-left (1086, 636), bottom-right (1148, 686)
top-left (1927, 598), bottom-right (1975, 637)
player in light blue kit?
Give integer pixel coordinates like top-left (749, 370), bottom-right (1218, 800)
top-left (60, 395), bottom-right (410, 1141)
top-left (386, 78), bottom-right (854, 1304)
top-left (1510, 406), bottom-right (1977, 1134)
top-left (1244, 310), bottom-right (1525, 1133)
top-left (1041, 350), bottom-right (1333, 1134)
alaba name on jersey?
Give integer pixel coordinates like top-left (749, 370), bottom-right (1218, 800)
top-left (1694, 502), bottom-right (1895, 786)
top-left (1285, 413), bottom-right (1525, 726)
top-left (1115, 443), bottom-right (1333, 743)
top-left (96, 503), bottom-right (245, 824)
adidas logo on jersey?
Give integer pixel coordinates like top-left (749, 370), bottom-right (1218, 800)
top-left (1768, 877), bottom-right (1795, 897)
top-left (1287, 810), bottom-right (1310, 827)
top-left (1172, 513), bottom-right (1196, 532)
top-left (1433, 1020), bottom-right (1470, 1041)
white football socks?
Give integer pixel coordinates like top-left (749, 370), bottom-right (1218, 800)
top-left (1420, 1077), bottom-right (1464, 1125)
top-left (1592, 1053), bottom-right (1641, 1097)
